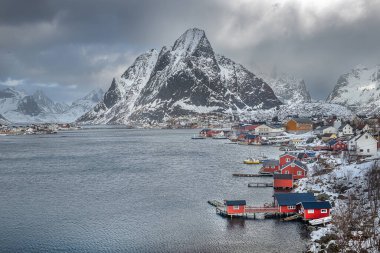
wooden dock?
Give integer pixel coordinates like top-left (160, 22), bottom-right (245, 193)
top-left (216, 206), bottom-right (280, 217)
top-left (233, 173), bottom-right (273, 177)
top-left (207, 200), bottom-right (224, 207)
top-left (248, 182), bottom-right (273, 188)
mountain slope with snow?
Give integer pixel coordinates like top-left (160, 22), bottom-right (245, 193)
top-left (78, 28), bottom-right (282, 124)
top-left (0, 87), bottom-right (104, 123)
top-left (327, 65), bottom-right (380, 114)
top-left (257, 73), bottom-right (311, 104)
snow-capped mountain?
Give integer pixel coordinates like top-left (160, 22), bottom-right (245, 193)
top-left (0, 87), bottom-right (104, 123)
top-left (33, 90), bottom-right (69, 114)
top-left (61, 88), bottom-right (105, 121)
top-left (327, 65), bottom-right (380, 114)
top-left (257, 73), bottom-right (311, 104)
top-left (78, 28), bottom-right (282, 124)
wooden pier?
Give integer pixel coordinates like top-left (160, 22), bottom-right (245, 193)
top-left (233, 173), bottom-right (273, 177)
top-left (207, 200), bottom-right (224, 207)
top-left (248, 182), bottom-right (273, 188)
top-left (216, 206), bottom-right (280, 218)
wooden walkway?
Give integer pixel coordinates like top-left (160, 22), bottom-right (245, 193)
top-left (216, 206), bottom-right (280, 217)
top-left (248, 182), bottom-right (273, 188)
top-left (207, 200), bottom-right (224, 207)
top-left (233, 173), bottom-right (273, 177)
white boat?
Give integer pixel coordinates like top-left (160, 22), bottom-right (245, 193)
top-left (308, 216), bottom-right (332, 226)
top-left (191, 134), bottom-right (206, 139)
top-left (212, 133), bottom-right (227, 139)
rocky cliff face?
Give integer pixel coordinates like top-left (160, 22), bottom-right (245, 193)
top-left (327, 65), bottom-right (380, 114)
top-left (78, 28), bottom-right (282, 124)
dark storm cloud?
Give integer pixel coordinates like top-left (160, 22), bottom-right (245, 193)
top-left (1, 0), bottom-right (380, 102)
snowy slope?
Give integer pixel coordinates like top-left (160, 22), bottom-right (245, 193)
top-left (78, 28), bottom-right (282, 124)
top-left (0, 114), bottom-right (10, 125)
top-left (257, 73), bottom-right (312, 104)
top-left (327, 65), bottom-right (380, 114)
top-left (246, 102), bottom-right (353, 121)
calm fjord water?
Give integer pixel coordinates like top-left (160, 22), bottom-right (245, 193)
top-left (0, 128), bottom-right (307, 253)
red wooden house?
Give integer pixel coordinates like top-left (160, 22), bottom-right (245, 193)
top-left (224, 200), bottom-right (246, 215)
top-left (260, 160), bottom-right (280, 174)
top-left (273, 173), bottom-right (293, 189)
top-left (296, 201), bottom-right (332, 220)
top-left (280, 160), bottom-right (307, 180)
top-left (273, 193), bottom-right (316, 213)
top-left (279, 153), bottom-right (297, 167)
top-left (327, 139), bottom-right (348, 151)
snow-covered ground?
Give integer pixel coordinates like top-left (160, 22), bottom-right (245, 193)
top-left (296, 153), bottom-right (380, 252)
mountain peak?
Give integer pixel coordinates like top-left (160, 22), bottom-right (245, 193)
top-left (172, 28), bottom-right (209, 56)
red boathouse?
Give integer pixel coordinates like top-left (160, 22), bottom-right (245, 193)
top-left (224, 200), bottom-right (246, 215)
top-left (273, 173), bottom-right (293, 189)
top-left (261, 160), bottom-right (280, 174)
top-left (296, 201), bottom-right (332, 220)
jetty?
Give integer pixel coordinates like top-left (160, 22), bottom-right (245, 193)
top-left (232, 173), bottom-right (273, 177)
top-left (248, 182), bottom-right (273, 188)
top-left (207, 200), bottom-right (224, 207)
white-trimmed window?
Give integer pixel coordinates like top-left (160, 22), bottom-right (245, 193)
top-left (308, 209), bottom-right (314, 214)
top-left (286, 158), bottom-right (290, 162)
top-left (297, 171), bottom-right (302, 175)
top-left (288, 205), bottom-right (296, 210)
top-left (285, 170), bottom-right (289, 174)
top-left (233, 206), bottom-right (240, 210)
top-left (321, 209), bottom-right (328, 213)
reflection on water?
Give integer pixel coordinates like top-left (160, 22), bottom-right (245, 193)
top-left (0, 128), bottom-right (308, 252)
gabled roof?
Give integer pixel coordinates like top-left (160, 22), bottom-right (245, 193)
top-left (298, 201), bottom-right (332, 209)
top-left (273, 173), bottom-right (293, 180)
top-left (291, 118), bottom-right (313, 124)
top-left (263, 160), bottom-right (279, 167)
top-left (281, 160), bottom-right (307, 171)
top-left (225, 200), bottom-right (246, 206)
top-left (274, 193), bottom-right (315, 206)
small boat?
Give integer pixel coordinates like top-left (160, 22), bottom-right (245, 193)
top-left (243, 158), bottom-right (261, 164)
top-left (309, 216), bottom-right (332, 226)
top-left (191, 134), bottom-right (206, 139)
top-left (212, 133), bottom-right (228, 139)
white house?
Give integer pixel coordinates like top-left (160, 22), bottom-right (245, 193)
top-left (333, 119), bottom-right (342, 129)
top-left (338, 124), bottom-right (354, 136)
top-left (255, 124), bottom-right (284, 137)
top-left (356, 124), bottom-right (371, 134)
top-left (322, 126), bottom-right (338, 135)
top-left (348, 132), bottom-right (378, 156)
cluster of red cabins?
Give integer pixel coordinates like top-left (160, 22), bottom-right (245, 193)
top-left (221, 152), bottom-right (332, 221)
top-left (224, 193), bottom-right (331, 221)
top-left (261, 152), bottom-right (313, 189)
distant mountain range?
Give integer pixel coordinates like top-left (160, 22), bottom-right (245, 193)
top-left (2, 28), bottom-right (378, 125)
top-left (0, 87), bottom-right (104, 123)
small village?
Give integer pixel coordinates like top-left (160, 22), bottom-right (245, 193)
top-left (0, 123), bottom-right (81, 135)
top-left (196, 115), bottom-right (380, 251)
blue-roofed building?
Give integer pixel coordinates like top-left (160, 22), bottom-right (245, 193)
top-left (273, 193), bottom-right (315, 213)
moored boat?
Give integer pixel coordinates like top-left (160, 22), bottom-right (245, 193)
top-left (243, 158), bottom-right (261, 164)
top-left (308, 216), bottom-right (332, 226)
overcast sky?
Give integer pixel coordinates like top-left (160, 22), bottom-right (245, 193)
top-left (1, 0), bottom-right (380, 102)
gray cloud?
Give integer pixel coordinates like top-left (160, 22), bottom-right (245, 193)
top-left (1, 0), bottom-right (380, 102)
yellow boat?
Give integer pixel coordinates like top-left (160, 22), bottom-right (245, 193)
top-left (243, 158), bottom-right (261, 164)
